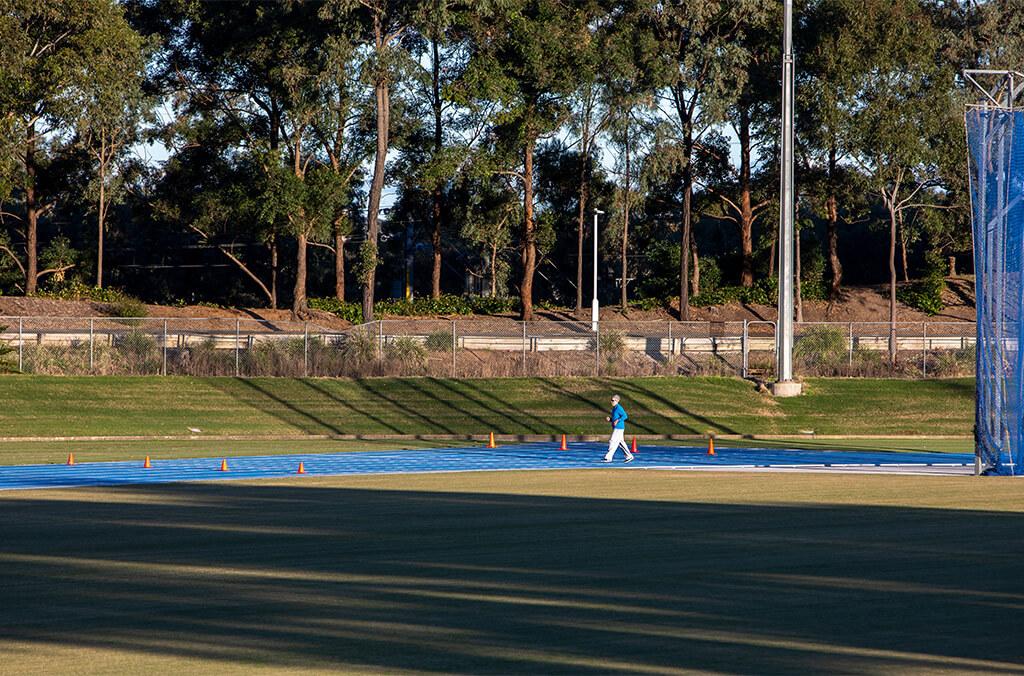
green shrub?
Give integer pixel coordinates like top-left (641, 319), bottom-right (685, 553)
top-left (630, 297), bottom-right (663, 311)
top-left (385, 336), bottom-right (427, 365)
top-left (41, 280), bottom-right (133, 304)
top-left (309, 297), bottom-right (364, 323)
top-left (424, 330), bottom-right (453, 352)
top-left (109, 298), bottom-right (148, 318)
top-left (0, 324), bottom-right (14, 371)
top-left (376, 294), bottom-right (474, 317)
top-left (794, 325), bottom-right (848, 373)
top-left (468, 295), bottom-right (518, 315)
top-left (340, 328), bottom-right (378, 365)
top-left (897, 276), bottom-right (945, 315)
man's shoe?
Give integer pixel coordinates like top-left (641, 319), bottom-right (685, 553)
top-left (624, 456), bottom-right (635, 463)
top-left (602, 458), bottom-right (613, 463)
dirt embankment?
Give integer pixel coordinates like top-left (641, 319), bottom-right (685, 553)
top-left (0, 279), bottom-right (975, 325)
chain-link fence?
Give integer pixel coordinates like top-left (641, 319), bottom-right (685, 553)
top-left (0, 317), bottom-right (977, 378)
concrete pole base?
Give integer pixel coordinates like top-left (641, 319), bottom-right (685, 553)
top-left (770, 381), bottom-right (803, 397)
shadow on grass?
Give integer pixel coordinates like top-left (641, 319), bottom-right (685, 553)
top-left (0, 482), bottom-right (1019, 673)
top-left (210, 378), bottom-right (346, 435)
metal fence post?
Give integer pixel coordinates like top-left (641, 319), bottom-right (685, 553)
top-left (521, 321), bottom-right (527, 375)
top-left (595, 321), bottom-right (601, 376)
top-left (451, 320), bottom-right (456, 378)
top-left (162, 319), bottom-right (168, 376)
top-left (848, 322), bottom-right (854, 374)
top-left (89, 318), bottom-right (94, 373)
top-left (18, 318), bottom-right (23, 373)
top-left (668, 321), bottom-right (673, 356)
top-left (742, 319), bottom-right (749, 379)
top-left (235, 319), bottom-right (240, 377)
top-left (922, 322), bottom-right (928, 377)
top-left (303, 322), bottom-right (309, 377)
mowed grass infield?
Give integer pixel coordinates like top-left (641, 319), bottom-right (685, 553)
top-left (0, 375), bottom-right (974, 464)
top-left (0, 375), bottom-right (997, 673)
top-left (1, 471), bottom-right (1022, 674)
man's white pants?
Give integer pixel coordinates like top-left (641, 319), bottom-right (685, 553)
top-left (604, 428), bottom-right (633, 461)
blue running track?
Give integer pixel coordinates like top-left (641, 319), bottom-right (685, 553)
top-left (0, 443), bottom-right (975, 490)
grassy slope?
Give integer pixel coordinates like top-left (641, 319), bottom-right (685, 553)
top-left (0, 375), bottom-right (974, 438)
top-left (0, 471), bottom-right (1020, 674)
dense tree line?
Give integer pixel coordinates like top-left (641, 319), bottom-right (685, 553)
top-left (0, 0), bottom-right (1019, 321)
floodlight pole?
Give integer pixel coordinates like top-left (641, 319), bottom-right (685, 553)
top-left (593, 209), bottom-right (604, 332)
top-left (772, 0), bottom-right (802, 397)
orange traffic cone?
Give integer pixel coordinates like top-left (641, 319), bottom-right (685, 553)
top-left (487, 432), bottom-right (496, 448)
top-left (297, 462), bottom-right (306, 474)
top-left (707, 437), bottom-right (716, 456)
top-left (220, 459), bottom-right (229, 471)
top-left (143, 456), bottom-right (151, 469)
top-left (560, 434), bottom-right (568, 451)
top-left (631, 436), bottom-right (638, 454)
top-left (66, 453), bottom-right (75, 466)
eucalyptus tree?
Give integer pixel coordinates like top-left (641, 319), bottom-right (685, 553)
top-left (640, 0), bottom-right (773, 318)
top-left (461, 0), bottom-right (594, 320)
top-left (143, 0), bottom-right (315, 308)
top-left (0, 0), bottom-right (145, 294)
top-left (324, 0), bottom-right (413, 323)
top-left (69, 13), bottom-right (151, 288)
top-left (846, 0), bottom-right (959, 364)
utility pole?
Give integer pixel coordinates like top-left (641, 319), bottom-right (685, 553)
top-left (772, 0), bottom-right (802, 396)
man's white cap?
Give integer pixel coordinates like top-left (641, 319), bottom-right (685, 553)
top-left (612, 394), bottom-right (621, 401)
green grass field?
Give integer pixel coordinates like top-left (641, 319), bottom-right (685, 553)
top-left (1, 471), bottom-right (1020, 674)
top-left (0, 375), bottom-right (974, 438)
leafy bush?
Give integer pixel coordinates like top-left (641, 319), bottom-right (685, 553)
top-left (340, 328), bottom-right (378, 365)
top-left (897, 275), bottom-right (945, 315)
top-left (314, 294), bottom-right (518, 321)
top-left (691, 278), bottom-right (778, 307)
top-left (309, 297), bottom-right (364, 323)
top-left (424, 330), bottom-right (453, 352)
top-left (0, 324), bottom-right (14, 371)
top-left (385, 336), bottom-right (427, 365)
top-left (108, 298), bottom-right (148, 318)
top-left (630, 297), bottom-right (663, 311)
top-left (468, 295), bottom-right (518, 315)
top-left (41, 280), bottom-right (140, 305)
top-left (794, 325), bottom-right (848, 373)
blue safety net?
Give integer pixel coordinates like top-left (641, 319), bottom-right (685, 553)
top-left (966, 107), bottom-right (1024, 475)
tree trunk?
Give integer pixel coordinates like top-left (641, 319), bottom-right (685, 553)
top-left (738, 106), bottom-right (754, 288)
top-left (520, 127), bottom-right (537, 321)
top-left (430, 37), bottom-right (443, 299)
top-left (270, 234), bottom-right (278, 309)
top-left (679, 135), bottom-right (693, 320)
top-left (576, 97), bottom-right (591, 314)
top-left (25, 125), bottom-right (38, 295)
top-left (490, 242), bottom-right (498, 297)
top-left (364, 28), bottom-right (390, 324)
top-left (826, 143), bottom-right (842, 298)
top-left (620, 121), bottom-right (630, 309)
top-left (768, 227), bottom-right (777, 278)
top-left (690, 231), bottom-right (700, 297)
top-left (96, 142), bottom-right (106, 288)
top-left (888, 204), bottom-right (898, 367)
top-left (335, 227), bottom-right (346, 302)
top-left (795, 227), bottom-right (803, 322)
top-left (899, 213), bottom-right (910, 282)
top-left (293, 231), bottom-right (308, 316)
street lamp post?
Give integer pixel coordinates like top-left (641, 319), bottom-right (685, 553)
top-left (772, 0), bottom-right (802, 397)
top-left (592, 209), bottom-right (604, 332)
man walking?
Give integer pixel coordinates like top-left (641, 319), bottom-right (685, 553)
top-left (603, 394), bottom-right (634, 463)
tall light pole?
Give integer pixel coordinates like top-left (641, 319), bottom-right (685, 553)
top-left (592, 209), bottom-right (604, 332)
top-left (772, 0), bottom-right (802, 396)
